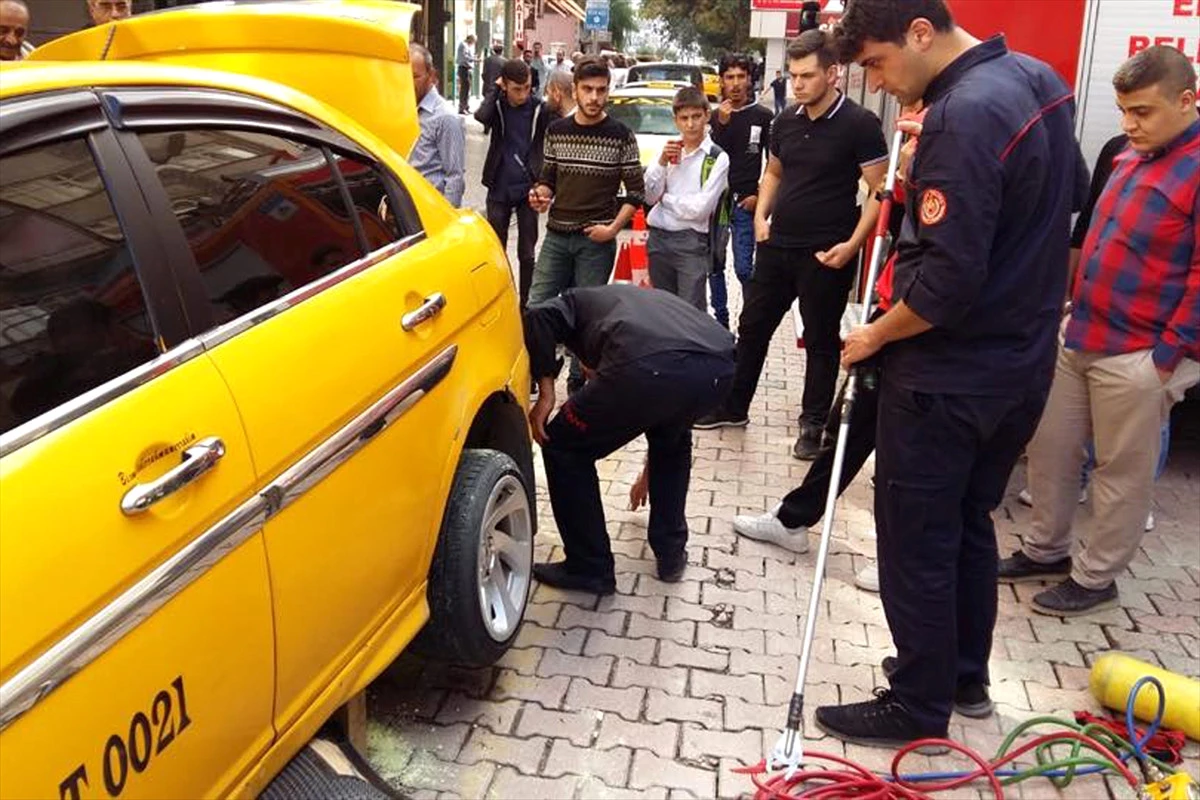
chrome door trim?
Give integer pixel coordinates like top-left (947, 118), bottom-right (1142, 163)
top-left (0, 232), bottom-right (426, 460)
top-left (264, 344), bottom-right (457, 518)
top-left (0, 344), bottom-right (456, 732)
top-left (0, 497), bottom-right (270, 732)
top-left (0, 340), bottom-right (206, 460)
top-left (198, 232), bottom-right (425, 351)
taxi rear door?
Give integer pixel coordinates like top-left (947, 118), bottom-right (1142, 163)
top-left (99, 89), bottom-right (471, 739)
top-left (0, 92), bottom-right (275, 800)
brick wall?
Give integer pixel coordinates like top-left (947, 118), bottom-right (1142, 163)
top-left (521, 11), bottom-right (578, 54)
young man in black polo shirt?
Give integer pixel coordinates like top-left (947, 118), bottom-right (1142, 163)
top-left (695, 30), bottom-right (888, 463)
top-left (709, 53), bottom-right (775, 329)
top-left (821, 0), bottom-right (1087, 748)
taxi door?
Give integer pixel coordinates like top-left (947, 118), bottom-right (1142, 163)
top-left (0, 96), bottom-right (275, 799)
top-left (106, 96), bottom-right (474, 736)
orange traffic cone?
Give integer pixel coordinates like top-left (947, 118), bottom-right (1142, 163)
top-left (629, 207), bottom-right (651, 288)
top-left (611, 241), bottom-right (633, 282)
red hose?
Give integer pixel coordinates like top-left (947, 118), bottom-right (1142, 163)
top-left (732, 729), bottom-right (1140, 800)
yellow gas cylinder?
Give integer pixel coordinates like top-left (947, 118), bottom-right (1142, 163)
top-left (1089, 652), bottom-right (1200, 741)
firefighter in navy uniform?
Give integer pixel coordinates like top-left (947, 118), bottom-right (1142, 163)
top-left (815, 0), bottom-right (1089, 748)
top-left (524, 285), bottom-right (735, 594)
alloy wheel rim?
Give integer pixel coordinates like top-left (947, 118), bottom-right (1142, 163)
top-left (476, 474), bottom-right (533, 641)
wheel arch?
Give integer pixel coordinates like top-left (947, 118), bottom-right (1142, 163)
top-left (462, 390), bottom-right (536, 532)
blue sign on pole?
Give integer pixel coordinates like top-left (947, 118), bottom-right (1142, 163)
top-left (585, 0), bottom-right (609, 31)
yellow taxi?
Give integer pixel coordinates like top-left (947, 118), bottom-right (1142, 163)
top-left (607, 84), bottom-right (689, 168)
top-left (0, 2), bottom-right (534, 797)
top-left (701, 64), bottom-right (720, 103)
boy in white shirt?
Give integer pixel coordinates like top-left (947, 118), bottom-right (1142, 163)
top-left (644, 87), bottom-right (730, 311)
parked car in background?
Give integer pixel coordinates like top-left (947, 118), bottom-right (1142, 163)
top-left (625, 61), bottom-right (704, 94)
top-left (606, 83), bottom-right (688, 168)
top-left (701, 64), bottom-right (720, 102)
top-left (0, 2), bottom-right (534, 798)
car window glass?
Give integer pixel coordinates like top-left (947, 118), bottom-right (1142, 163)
top-left (607, 98), bottom-right (678, 136)
top-left (0, 138), bottom-right (158, 435)
top-left (137, 130), bottom-right (364, 327)
top-left (330, 152), bottom-right (418, 248)
top-left (629, 65), bottom-right (699, 85)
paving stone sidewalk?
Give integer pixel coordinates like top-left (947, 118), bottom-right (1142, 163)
top-left (366, 225), bottom-right (1200, 797)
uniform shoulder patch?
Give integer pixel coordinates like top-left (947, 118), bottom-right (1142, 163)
top-left (920, 188), bottom-right (947, 226)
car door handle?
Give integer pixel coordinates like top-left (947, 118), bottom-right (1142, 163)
top-left (121, 437), bottom-right (226, 516)
top-left (401, 292), bottom-right (447, 332)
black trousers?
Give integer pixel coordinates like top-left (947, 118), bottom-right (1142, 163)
top-left (874, 370), bottom-right (1048, 733)
top-left (486, 198), bottom-right (538, 308)
top-left (777, 359), bottom-right (881, 529)
top-left (725, 243), bottom-right (855, 428)
top-left (542, 351), bottom-right (734, 577)
top-left (456, 65), bottom-right (471, 112)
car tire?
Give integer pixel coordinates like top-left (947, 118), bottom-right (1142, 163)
top-left (415, 449), bottom-right (534, 666)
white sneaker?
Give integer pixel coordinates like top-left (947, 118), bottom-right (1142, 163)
top-left (1145, 512), bottom-right (1155, 532)
top-left (1018, 487), bottom-right (1087, 507)
top-left (733, 510), bottom-right (810, 553)
top-left (855, 563), bottom-right (880, 592)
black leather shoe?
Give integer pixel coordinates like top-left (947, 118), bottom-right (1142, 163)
top-left (532, 561), bottom-right (616, 595)
top-left (815, 688), bottom-right (948, 751)
top-left (997, 550), bottom-right (1071, 583)
top-left (656, 552), bottom-right (687, 583)
top-left (1032, 577), bottom-right (1118, 617)
top-left (791, 425), bottom-right (824, 460)
top-left (881, 657), bottom-right (994, 718)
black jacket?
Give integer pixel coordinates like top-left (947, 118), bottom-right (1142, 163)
top-left (482, 54), bottom-right (506, 89)
top-left (524, 285), bottom-right (735, 380)
top-left (474, 89), bottom-right (554, 192)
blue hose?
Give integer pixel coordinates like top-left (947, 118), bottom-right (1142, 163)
top-left (1127, 674), bottom-right (1165, 765)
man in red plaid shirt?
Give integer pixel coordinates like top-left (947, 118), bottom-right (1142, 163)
top-left (1001, 45), bottom-right (1200, 616)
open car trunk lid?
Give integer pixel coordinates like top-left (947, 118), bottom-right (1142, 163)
top-left (28, 0), bottom-right (420, 156)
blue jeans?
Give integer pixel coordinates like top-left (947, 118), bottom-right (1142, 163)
top-left (708, 205), bottom-right (756, 327)
top-left (529, 229), bottom-right (617, 382)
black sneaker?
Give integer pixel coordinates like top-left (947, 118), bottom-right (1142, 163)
top-left (815, 688), bottom-right (948, 751)
top-left (791, 425), bottom-right (824, 461)
top-left (953, 684), bottom-right (995, 718)
top-left (656, 552), bottom-right (687, 583)
top-left (693, 408), bottom-right (749, 430)
top-left (880, 657), bottom-right (995, 718)
top-left (997, 550), bottom-right (1071, 583)
top-left (1032, 577), bottom-right (1118, 617)
top-left (532, 561), bottom-right (616, 595)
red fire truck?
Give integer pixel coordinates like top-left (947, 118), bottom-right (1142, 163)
top-left (838, 0), bottom-right (1199, 167)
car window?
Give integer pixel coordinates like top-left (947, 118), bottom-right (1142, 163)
top-left (137, 129), bottom-right (366, 327)
top-left (628, 65), bottom-right (700, 86)
top-left (607, 98), bottom-right (678, 136)
top-left (330, 152), bottom-right (421, 247)
top-left (0, 138), bottom-right (159, 435)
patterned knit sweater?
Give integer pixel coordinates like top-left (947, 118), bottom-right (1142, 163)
top-left (538, 114), bottom-right (645, 233)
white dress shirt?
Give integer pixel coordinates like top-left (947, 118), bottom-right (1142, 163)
top-left (644, 136), bottom-right (730, 234)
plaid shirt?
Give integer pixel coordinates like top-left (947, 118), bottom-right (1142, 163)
top-left (1066, 118), bottom-right (1200, 371)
